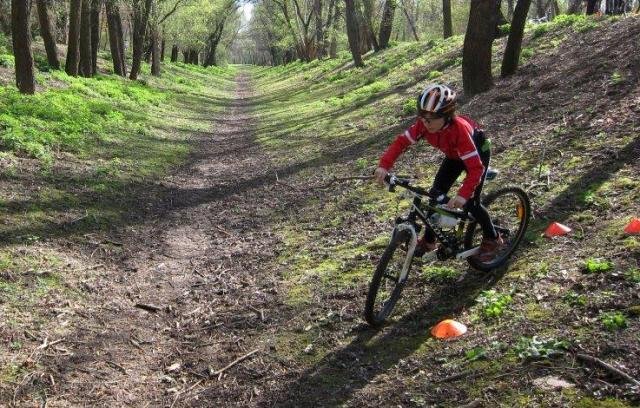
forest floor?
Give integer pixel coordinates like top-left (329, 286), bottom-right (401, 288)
top-left (1, 14), bottom-right (640, 408)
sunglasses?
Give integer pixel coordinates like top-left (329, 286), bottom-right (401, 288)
top-left (418, 111), bottom-right (443, 123)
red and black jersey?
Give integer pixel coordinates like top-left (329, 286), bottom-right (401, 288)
top-left (379, 115), bottom-right (485, 200)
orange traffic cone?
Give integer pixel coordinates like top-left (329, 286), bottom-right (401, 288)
top-left (624, 218), bottom-right (640, 235)
top-left (431, 319), bottom-right (467, 339)
top-left (544, 222), bottom-right (571, 238)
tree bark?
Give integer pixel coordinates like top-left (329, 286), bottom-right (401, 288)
top-left (567, 0), bottom-right (582, 13)
top-left (495, 0), bottom-right (508, 38)
top-left (189, 49), bottom-right (198, 64)
top-left (11, 0), bottom-right (36, 94)
top-left (361, 0), bottom-right (379, 51)
top-left (90, 0), bottom-right (100, 75)
top-left (586, 0), bottom-right (598, 14)
top-left (129, 0), bottom-right (153, 80)
top-left (56, 7), bottom-right (68, 44)
top-left (535, 0), bottom-right (546, 17)
top-left (400, 0), bottom-right (419, 41)
top-left (0, 0), bottom-right (11, 35)
top-left (344, 0), bottom-right (363, 66)
top-left (65, 0), bottom-right (82, 76)
top-left (36, 0), bottom-right (60, 70)
top-left (378, 0), bottom-right (396, 49)
top-left (506, 0), bottom-right (514, 19)
top-left (314, 0), bottom-right (324, 58)
top-left (79, 0), bottom-right (93, 77)
top-left (462, 0), bottom-right (498, 97)
top-left (150, 27), bottom-right (160, 75)
top-left (501, 0), bottom-right (532, 77)
top-left (160, 38), bottom-right (165, 61)
top-left (443, 0), bottom-right (453, 38)
top-left (105, 0), bottom-right (125, 76)
top-left (170, 44), bottom-right (178, 62)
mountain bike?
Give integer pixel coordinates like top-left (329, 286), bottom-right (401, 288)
top-left (364, 173), bottom-right (531, 327)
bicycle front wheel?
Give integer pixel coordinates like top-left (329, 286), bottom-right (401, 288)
top-left (464, 186), bottom-right (531, 272)
top-left (364, 229), bottom-right (414, 328)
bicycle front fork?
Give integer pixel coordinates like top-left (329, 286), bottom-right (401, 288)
top-left (393, 223), bottom-right (418, 283)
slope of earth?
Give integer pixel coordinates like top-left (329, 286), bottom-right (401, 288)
top-left (0, 13), bottom-right (638, 408)
top-left (241, 14), bottom-right (639, 407)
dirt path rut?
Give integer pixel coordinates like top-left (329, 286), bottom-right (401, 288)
top-left (42, 70), bottom-right (292, 407)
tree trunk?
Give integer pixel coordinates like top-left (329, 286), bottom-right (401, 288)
top-left (105, 0), bottom-right (124, 76)
top-left (355, 3), bottom-right (370, 54)
top-left (160, 38), bottom-right (165, 61)
top-left (400, 0), bottom-right (419, 41)
top-left (90, 0), bottom-right (100, 75)
top-left (0, 0), bottom-right (11, 35)
top-left (150, 27), bottom-right (160, 75)
top-left (115, 8), bottom-right (126, 74)
top-left (36, 0), bottom-right (60, 70)
top-left (535, 0), bottom-right (545, 17)
top-left (586, 0), bottom-right (598, 14)
top-left (56, 8), bottom-right (68, 44)
top-left (361, 0), bottom-right (379, 51)
top-left (501, 0), bottom-right (532, 77)
top-left (189, 49), bottom-right (198, 64)
top-left (79, 0), bottom-right (93, 77)
top-left (344, 0), bottom-right (363, 67)
top-left (567, 0), bottom-right (582, 13)
top-left (495, 0), bottom-right (508, 38)
top-left (506, 0), bottom-right (514, 19)
top-left (11, 0), bottom-right (36, 94)
top-left (462, 0), bottom-right (498, 97)
top-left (378, 0), bottom-right (396, 49)
top-left (443, 0), bottom-right (452, 38)
top-left (130, 0), bottom-right (153, 80)
top-left (65, 0), bottom-right (82, 76)
top-left (170, 44), bottom-right (178, 62)
top-left (314, 0), bottom-right (324, 58)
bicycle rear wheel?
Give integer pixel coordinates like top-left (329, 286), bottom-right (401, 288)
top-left (364, 229), bottom-right (414, 327)
top-left (464, 186), bottom-right (531, 272)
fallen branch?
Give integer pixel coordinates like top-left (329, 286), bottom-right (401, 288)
top-left (247, 305), bottom-right (265, 322)
top-left (576, 353), bottom-right (640, 386)
top-left (209, 348), bottom-right (260, 380)
top-left (314, 175), bottom-right (374, 189)
top-left (274, 172), bottom-right (302, 191)
top-left (437, 369), bottom-right (481, 383)
top-left (134, 303), bottom-right (162, 313)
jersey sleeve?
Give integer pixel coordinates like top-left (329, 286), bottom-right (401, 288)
top-left (378, 121), bottom-right (422, 170)
top-left (455, 128), bottom-right (485, 200)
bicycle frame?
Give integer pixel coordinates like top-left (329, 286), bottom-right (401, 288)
top-left (389, 184), bottom-right (482, 283)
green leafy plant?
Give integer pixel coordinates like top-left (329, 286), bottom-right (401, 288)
top-left (583, 258), bottom-right (613, 274)
top-left (427, 70), bottom-right (442, 80)
top-left (564, 291), bottom-right (587, 307)
top-left (498, 23), bottom-right (511, 36)
top-left (422, 265), bottom-right (458, 283)
top-left (625, 268), bottom-right (640, 283)
top-left (600, 311), bottom-right (628, 331)
top-left (402, 98), bottom-right (416, 115)
top-left (0, 53), bottom-right (15, 68)
top-left (477, 290), bottom-right (512, 319)
top-left (514, 336), bottom-right (569, 360)
top-left (464, 347), bottom-right (487, 362)
top-left (354, 157), bottom-right (368, 170)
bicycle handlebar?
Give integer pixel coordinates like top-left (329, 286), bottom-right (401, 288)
top-left (384, 174), bottom-right (432, 198)
top-left (383, 173), bottom-right (467, 218)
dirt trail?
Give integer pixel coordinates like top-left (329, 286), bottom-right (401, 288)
top-left (37, 70), bottom-right (293, 407)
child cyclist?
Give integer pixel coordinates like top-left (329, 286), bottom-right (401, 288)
top-left (374, 84), bottom-right (503, 262)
